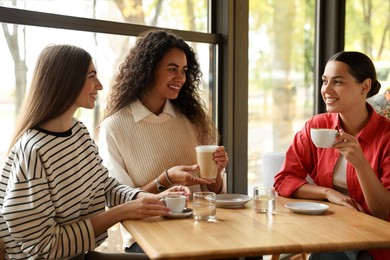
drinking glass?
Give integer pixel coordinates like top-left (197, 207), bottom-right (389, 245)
top-left (253, 186), bottom-right (275, 213)
top-left (192, 191), bottom-right (216, 221)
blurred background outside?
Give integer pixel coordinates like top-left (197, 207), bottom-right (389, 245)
top-left (0, 0), bottom-right (389, 253)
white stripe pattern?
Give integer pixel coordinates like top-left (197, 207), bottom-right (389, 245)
top-left (0, 119), bottom-right (140, 259)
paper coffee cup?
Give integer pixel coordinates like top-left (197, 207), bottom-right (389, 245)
top-left (195, 145), bottom-right (219, 179)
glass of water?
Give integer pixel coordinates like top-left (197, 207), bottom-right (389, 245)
top-left (192, 191), bottom-right (216, 221)
top-left (253, 186), bottom-right (275, 213)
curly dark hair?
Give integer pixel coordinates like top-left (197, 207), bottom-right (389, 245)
top-left (103, 29), bottom-right (218, 144)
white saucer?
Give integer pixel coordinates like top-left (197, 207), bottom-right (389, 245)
top-left (285, 202), bottom-right (329, 215)
top-left (216, 194), bottom-right (251, 208)
top-left (163, 208), bottom-right (193, 219)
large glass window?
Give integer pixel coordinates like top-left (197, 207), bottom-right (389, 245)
top-left (0, 24), bottom-right (213, 161)
top-left (0, 0), bottom-right (210, 32)
top-left (0, 1), bottom-right (214, 170)
top-left (1, 1), bottom-right (213, 253)
top-left (247, 0), bottom-right (315, 193)
top-left (345, 0), bottom-right (390, 118)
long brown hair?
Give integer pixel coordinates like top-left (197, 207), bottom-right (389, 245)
top-left (8, 44), bottom-right (92, 152)
top-left (102, 29), bottom-right (218, 144)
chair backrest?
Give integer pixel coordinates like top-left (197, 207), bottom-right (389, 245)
top-left (262, 151), bottom-right (314, 186)
top-left (261, 152), bottom-right (285, 186)
top-left (0, 239), bottom-right (4, 260)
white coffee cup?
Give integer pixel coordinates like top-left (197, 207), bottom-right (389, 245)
top-left (195, 145), bottom-right (219, 179)
top-left (162, 195), bottom-right (186, 213)
top-left (310, 128), bottom-right (338, 148)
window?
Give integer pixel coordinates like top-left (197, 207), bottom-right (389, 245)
top-left (345, 0), bottom-right (390, 118)
top-left (0, 0), bottom-right (215, 253)
top-left (247, 0), bottom-right (315, 193)
top-left (1, 0), bottom-right (210, 32)
top-left (0, 0), bottom-right (215, 168)
top-left (2, 0), bottom-right (388, 217)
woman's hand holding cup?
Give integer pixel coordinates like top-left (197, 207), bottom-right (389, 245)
top-left (157, 185), bottom-right (191, 200)
top-left (159, 185), bottom-right (191, 213)
top-left (166, 165), bottom-right (215, 186)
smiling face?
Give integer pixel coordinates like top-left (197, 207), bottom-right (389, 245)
top-left (75, 62), bottom-right (103, 109)
top-left (321, 61), bottom-right (370, 114)
top-left (150, 48), bottom-right (187, 101)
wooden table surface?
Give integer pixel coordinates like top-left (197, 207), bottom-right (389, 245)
top-left (122, 196), bottom-right (390, 260)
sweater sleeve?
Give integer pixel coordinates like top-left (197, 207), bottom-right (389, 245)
top-left (94, 128), bottom-right (143, 207)
top-left (2, 161), bottom-right (95, 259)
top-left (103, 175), bottom-right (143, 207)
top-left (98, 123), bottom-right (136, 187)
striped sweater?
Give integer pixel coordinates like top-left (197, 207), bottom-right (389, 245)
top-left (0, 118), bottom-right (140, 259)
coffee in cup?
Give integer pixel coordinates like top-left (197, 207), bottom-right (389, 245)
top-left (161, 195), bottom-right (186, 213)
top-left (195, 145), bottom-right (219, 179)
top-left (310, 128), bottom-right (338, 148)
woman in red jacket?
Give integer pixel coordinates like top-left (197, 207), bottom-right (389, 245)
top-left (274, 51), bottom-right (390, 260)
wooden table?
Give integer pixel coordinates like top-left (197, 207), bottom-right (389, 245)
top-left (122, 196), bottom-right (390, 259)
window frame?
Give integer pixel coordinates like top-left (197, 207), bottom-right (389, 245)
top-left (0, 0), bottom-right (348, 194)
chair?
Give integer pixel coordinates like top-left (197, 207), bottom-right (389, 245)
top-left (0, 239), bottom-right (4, 260)
top-left (271, 253), bottom-right (307, 260)
top-left (261, 152), bottom-right (308, 260)
top-left (84, 251), bottom-right (150, 259)
top-left (261, 152), bottom-right (286, 186)
top-left (262, 152), bottom-right (314, 186)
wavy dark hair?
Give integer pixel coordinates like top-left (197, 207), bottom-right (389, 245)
top-left (103, 29), bottom-right (218, 143)
top-left (328, 51), bottom-right (381, 98)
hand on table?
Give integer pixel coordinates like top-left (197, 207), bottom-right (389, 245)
top-left (325, 188), bottom-right (364, 211)
top-left (121, 197), bottom-right (170, 219)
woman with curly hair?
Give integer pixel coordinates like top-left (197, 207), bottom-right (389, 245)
top-left (0, 44), bottom-right (191, 260)
top-left (97, 29), bottom-right (228, 253)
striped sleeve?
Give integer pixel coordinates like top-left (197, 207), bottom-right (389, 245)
top-left (1, 148), bottom-right (95, 259)
top-left (89, 146), bottom-right (141, 207)
top-left (103, 171), bottom-right (143, 207)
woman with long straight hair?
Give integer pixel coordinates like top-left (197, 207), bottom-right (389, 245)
top-left (0, 44), bottom-right (189, 260)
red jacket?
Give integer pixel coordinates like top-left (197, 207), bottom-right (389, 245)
top-left (274, 104), bottom-right (390, 260)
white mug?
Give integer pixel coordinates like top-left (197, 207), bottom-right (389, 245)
top-left (310, 128), bottom-right (338, 148)
top-left (162, 195), bottom-right (186, 213)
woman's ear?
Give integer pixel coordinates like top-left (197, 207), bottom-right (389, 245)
top-left (361, 78), bottom-right (371, 95)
